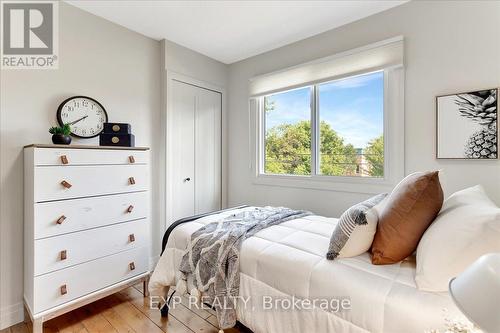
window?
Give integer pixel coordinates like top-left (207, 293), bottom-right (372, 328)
top-left (264, 87), bottom-right (311, 175)
top-left (261, 71), bottom-right (384, 178)
top-left (251, 37), bottom-right (405, 193)
top-left (318, 71), bottom-right (384, 177)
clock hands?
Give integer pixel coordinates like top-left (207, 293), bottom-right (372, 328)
top-left (66, 115), bottom-right (88, 126)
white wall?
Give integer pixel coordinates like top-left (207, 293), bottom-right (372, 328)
top-left (163, 39), bottom-right (228, 88)
top-left (227, 0), bottom-right (500, 217)
top-left (0, 2), bottom-right (161, 328)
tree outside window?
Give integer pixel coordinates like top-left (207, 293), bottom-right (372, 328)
top-left (263, 71), bottom-right (384, 178)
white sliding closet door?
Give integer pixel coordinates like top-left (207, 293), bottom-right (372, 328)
top-left (171, 79), bottom-right (222, 222)
top-left (195, 86), bottom-right (222, 214)
top-left (171, 80), bottom-right (196, 220)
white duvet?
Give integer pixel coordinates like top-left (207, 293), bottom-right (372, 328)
top-left (149, 207), bottom-right (465, 333)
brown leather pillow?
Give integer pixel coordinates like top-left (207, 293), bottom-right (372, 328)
top-left (371, 171), bottom-right (443, 265)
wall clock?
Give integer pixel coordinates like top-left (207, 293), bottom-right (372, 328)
top-left (57, 96), bottom-right (108, 138)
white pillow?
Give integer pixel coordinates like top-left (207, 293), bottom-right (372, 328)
top-left (415, 185), bottom-right (500, 291)
top-left (326, 194), bottom-right (387, 259)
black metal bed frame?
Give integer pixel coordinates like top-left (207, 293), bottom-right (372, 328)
top-left (159, 205), bottom-right (249, 318)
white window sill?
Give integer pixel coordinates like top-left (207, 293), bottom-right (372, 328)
top-left (252, 173), bottom-right (395, 194)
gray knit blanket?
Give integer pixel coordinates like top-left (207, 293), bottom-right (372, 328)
top-left (178, 206), bottom-right (311, 329)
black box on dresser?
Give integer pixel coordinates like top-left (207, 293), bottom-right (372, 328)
top-left (103, 123), bottom-right (132, 135)
top-left (99, 133), bottom-right (135, 147)
top-left (100, 122), bottom-right (135, 147)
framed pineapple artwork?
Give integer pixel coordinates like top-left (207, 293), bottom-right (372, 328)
top-left (436, 88), bottom-right (498, 159)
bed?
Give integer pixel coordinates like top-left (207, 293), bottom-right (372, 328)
top-left (149, 206), bottom-right (465, 333)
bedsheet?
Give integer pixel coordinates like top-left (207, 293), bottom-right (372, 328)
top-left (149, 207), bottom-right (465, 333)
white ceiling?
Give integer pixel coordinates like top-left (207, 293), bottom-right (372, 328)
top-left (67, 0), bottom-right (407, 64)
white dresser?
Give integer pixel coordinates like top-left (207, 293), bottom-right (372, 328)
top-left (23, 144), bottom-right (150, 332)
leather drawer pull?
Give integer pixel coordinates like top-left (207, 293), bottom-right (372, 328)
top-left (56, 215), bottom-right (66, 224)
top-left (60, 250), bottom-right (67, 260)
top-left (60, 155), bottom-right (69, 165)
top-left (127, 205), bottom-right (134, 213)
top-left (60, 285), bottom-right (67, 295)
top-left (128, 177), bottom-right (135, 185)
top-left (129, 234), bottom-right (135, 242)
top-left (129, 262), bottom-right (135, 271)
top-left (129, 156), bottom-right (135, 163)
top-left (61, 180), bottom-right (72, 189)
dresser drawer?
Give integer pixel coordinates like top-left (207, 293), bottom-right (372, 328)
top-left (34, 164), bottom-right (148, 202)
top-left (34, 148), bottom-right (148, 166)
top-left (33, 247), bottom-right (147, 314)
top-left (34, 220), bottom-right (148, 276)
top-left (34, 191), bottom-right (148, 239)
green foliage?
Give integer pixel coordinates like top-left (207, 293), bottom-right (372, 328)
top-left (264, 120), bottom-right (383, 177)
top-left (49, 124), bottom-right (71, 136)
top-left (265, 120), bottom-right (311, 175)
top-left (319, 121), bottom-right (357, 176)
top-left (265, 120), bottom-right (357, 176)
top-left (364, 135), bottom-right (384, 177)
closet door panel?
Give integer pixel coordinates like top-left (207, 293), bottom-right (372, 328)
top-left (195, 88), bottom-right (222, 214)
top-left (171, 80), bottom-right (196, 221)
top-left (170, 79), bottom-right (222, 223)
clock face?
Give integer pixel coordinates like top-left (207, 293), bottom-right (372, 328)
top-left (57, 96), bottom-right (108, 138)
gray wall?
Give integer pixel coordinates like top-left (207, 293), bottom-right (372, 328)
top-left (227, 0), bottom-right (500, 217)
top-left (0, 2), bottom-right (161, 327)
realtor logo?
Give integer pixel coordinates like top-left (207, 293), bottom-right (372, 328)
top-left (1, 1), bottom-right (59, 69)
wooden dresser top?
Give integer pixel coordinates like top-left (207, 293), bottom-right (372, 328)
top-left (24, 144), bottom-right (150, 151)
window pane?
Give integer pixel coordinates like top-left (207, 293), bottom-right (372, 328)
top-left (264, 87), bottom-right (311, 175)
top-left (318, 71), bottom-right (384, 177)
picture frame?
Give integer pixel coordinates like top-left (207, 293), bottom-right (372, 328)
top-left (436, 88), bottom-right (498, 159)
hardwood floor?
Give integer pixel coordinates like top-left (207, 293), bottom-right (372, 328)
top-left (1, 285), bottom-right (247, 333)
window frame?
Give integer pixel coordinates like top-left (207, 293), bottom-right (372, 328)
top-left (261, 85), bottom-right (314, 176)
top-left (252, 67), bottom-right (404, 194)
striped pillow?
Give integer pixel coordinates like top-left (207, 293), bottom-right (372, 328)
top-left (326, 193), bottom-right (387, 260)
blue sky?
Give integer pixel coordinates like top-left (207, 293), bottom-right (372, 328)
top-left (265, 71), bottom-right (384, 148)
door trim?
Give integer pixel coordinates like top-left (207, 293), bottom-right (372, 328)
top-left (163, 70), bottom-right (227, 230)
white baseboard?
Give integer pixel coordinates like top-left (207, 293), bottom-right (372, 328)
top-left (0, 302), bottom-right (24, 330)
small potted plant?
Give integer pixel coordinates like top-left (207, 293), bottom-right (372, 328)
top-left (49, 124), bottom-right (72, 145)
